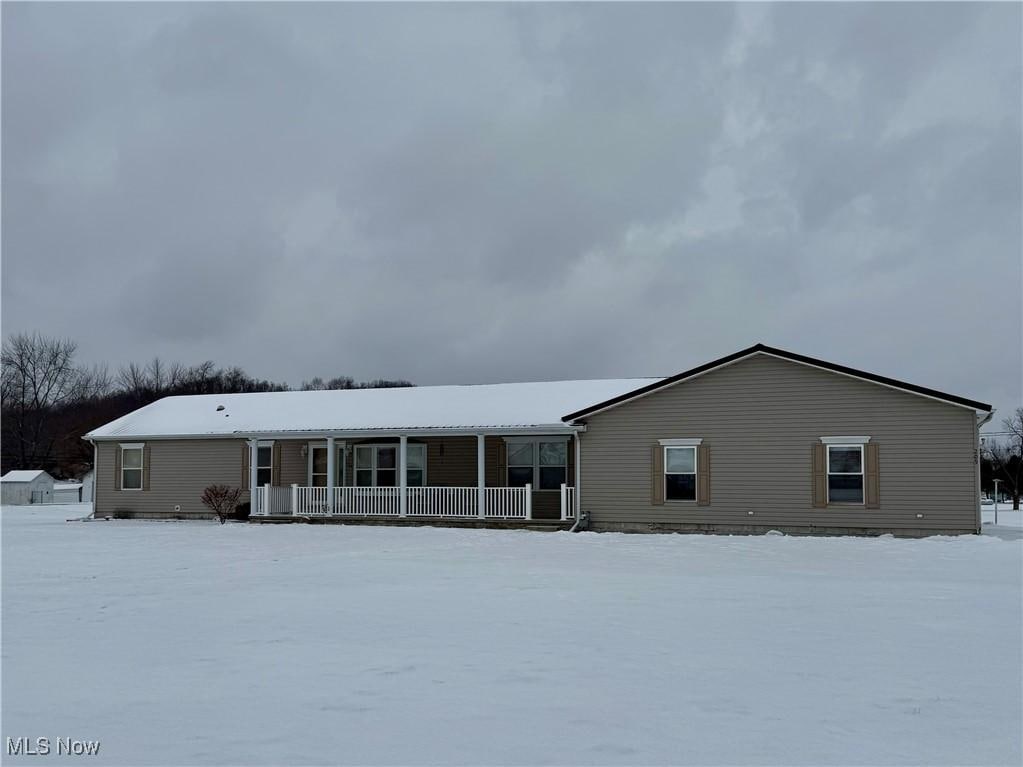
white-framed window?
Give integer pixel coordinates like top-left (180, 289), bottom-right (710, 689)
top-left (120, 443), bottom-right (144, 490)
top-left (308, 443), bottom-right (346, 487)
top-left (354, 444), bottom-right (426, 487)
top-left (827, 444), bottom-right (864, 504)
top-left (664, 446), bottom-right (697, 501)
top-left (256, 441), bottom-right (274, 487)
top-left (505, 438), bottom-right (568, 491)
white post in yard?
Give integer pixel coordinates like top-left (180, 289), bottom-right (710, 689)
top-left (477, 434), bottom-right (486, 519)
top-left (291, 484), bottom-right (299, 516)
top-left (399, 435), bottom-right (408, 517)
top-left (993, 478), bottom-right (1001, 525)
top-left (525, 483), bottom-right (532, 520)
top-left (326, 436), bottom-right (335, 514)
top-left (248, 439), bottom-right (259, 514)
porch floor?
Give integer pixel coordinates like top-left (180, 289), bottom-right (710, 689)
top-left (247, 515), bottom-right (574, 532)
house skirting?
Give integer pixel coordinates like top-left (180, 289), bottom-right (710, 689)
top-left (588, 521), bottom-right (977, 538)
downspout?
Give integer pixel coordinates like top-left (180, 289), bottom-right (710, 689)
top-left (569, 425), bottom-right (589, 532)
top-left (86, 438), bottom-right (97, 519)
top-left (976, 410), bottom-right (995, 533)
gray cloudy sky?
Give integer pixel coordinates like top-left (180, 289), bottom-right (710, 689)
top-left (2, 3), bottom-right (1021, 421)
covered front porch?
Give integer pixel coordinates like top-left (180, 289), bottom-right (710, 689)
top-left (246, 432), bottom-right (579, 523)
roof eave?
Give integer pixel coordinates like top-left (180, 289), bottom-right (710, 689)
top-left (85, 424), bottom-right (585, 441)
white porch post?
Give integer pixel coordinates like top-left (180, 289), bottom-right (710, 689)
top-left (574, 433), bottom-right (581, 518)
top-left (525, 483), bottom-right (532, 520)
top-left (399, 435), bottom-right (408, 517)
top-left (326, 436), bottom-right (335, 514)
top-left (477, 434), bottom-right (486, 519)
top-left (248, 439), bottom-right (259, 513)
top-left (560, 483), bottom-right (568, 521)
top-left (291, 483), bottom-right (299, 516)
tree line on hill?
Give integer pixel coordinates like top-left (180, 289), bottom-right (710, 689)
top-left (0, 332), bottom-right (413, 479)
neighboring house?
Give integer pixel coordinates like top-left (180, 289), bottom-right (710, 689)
top-left (52, 482), bottom-right (85, 503)
top-left (84, 344), bottom-right (993, 536)
top-left (1, 470), bottom-right (56, 505)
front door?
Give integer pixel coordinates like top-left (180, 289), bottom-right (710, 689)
top-left (309, 444), bottom-right (345, 487)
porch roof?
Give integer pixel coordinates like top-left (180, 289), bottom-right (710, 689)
top-left (85, 378), bottom-right (661, 440)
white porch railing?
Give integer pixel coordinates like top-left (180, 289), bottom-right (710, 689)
top-left (252, 485), bottom-right (292, 516)
top-left (335, 486), bottom-right (402, 516)
top-left (251, 484), bottom-right (537, 520)
top-left (297, 486), bottom-right (331, 516)
top-left (408, 486), bottom-right (479, 517)
top-left (484, 486), bottom-right (530, 519)
top-left (560, 484), bottom-right (577, 520)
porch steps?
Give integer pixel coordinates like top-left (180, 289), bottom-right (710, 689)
top-left (247, 515), bottom-right (573, 532)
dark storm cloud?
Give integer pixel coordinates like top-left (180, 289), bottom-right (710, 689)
top-left (2, 3), bottom-right (1020, 420)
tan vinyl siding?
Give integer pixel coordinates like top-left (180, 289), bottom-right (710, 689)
top-left (278, 441), bottom-right (306, 486)
top-left (96, 439), bottom-right (251, 518)
top-left (578, 353), bottom-right (979, 534)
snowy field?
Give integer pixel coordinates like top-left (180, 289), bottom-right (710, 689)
top-left (3, 504), bottom-right (1021, 766)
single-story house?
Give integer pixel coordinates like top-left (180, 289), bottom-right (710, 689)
top-left (52, 481), bottom-right (85, 503)
top-left (84, 344), bottom-right (993, 536)
top-left (1, 470), bottom-right (56, 505)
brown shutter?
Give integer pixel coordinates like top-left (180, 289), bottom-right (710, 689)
top-left (697, 444), bottom-right (711, 506)
top-left (496, 440), bottom-right (507, 486)
top-left (113, 446), bottom-right (122, 492)
top-left (142, 444), bottom-right (151, 491)
top-left (865, 442), bottom-right (880, 509)
top-left (271, 443), bottom-right (281, 486)
top-left (651, 445), bottom-right (664, 506)
top-left (812, 442), bottom-right (827, 508)
top-left (567, 436), bottom-right (575, 487)
top-left (241, 443), bottom-right (250, 489)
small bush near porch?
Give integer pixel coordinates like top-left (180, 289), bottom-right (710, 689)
top-left (2, 505), bottom-right (1020, 765)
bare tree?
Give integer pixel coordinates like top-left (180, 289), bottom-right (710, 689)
top-left (117, 361), bottom-right (149, 399)
top-left (146, 357), bottom-right (167, 394)
top-left (987, 407), bottom-right (1023, 510)
top-left (301, 375), bottom-right (411, 390)
top-left (1, 333), bottom-right (94, 469)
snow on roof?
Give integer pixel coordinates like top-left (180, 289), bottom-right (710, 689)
top-left (1, 470), bottom-right (50, 483)
top-left (53, 482), bottom-right (83, 490)
top-left (85, 378), bottom-right (661, 439)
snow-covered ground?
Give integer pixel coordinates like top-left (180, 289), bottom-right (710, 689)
top-left (3, 504), bottom-right (1021, 766)
top-left (983, 508), bottom-right (1023, 540)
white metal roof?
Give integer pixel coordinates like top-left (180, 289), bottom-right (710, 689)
top-left (85, 378), bottom-right (661, 439)
top-left (1, 470), bottom-right (50, 483)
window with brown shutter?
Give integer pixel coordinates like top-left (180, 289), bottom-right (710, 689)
top-left (650, 445), bottom-right (664, 506)
top-left (696, 444), bottom-right (711, 506)
top-left (812, 442), bottom-right (827, 508)
top-left (113, 446), bottom-right (122, 492)
top-left (865, 443), bottom-right (880, 508)
top-left (142, 444), bottom-right (151, 491)
top-left (241, 443), bottom-right (250, 488)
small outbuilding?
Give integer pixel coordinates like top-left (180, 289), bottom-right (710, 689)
top-left (52, 482), bottom-right (85, 503)
top-left (80, 469), bottom-right (95, 504)
top-left (0, 470), bottom-right (56, 505)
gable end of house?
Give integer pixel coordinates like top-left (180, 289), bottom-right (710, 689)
top-left (561, 344), bottom-right (992, 422)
